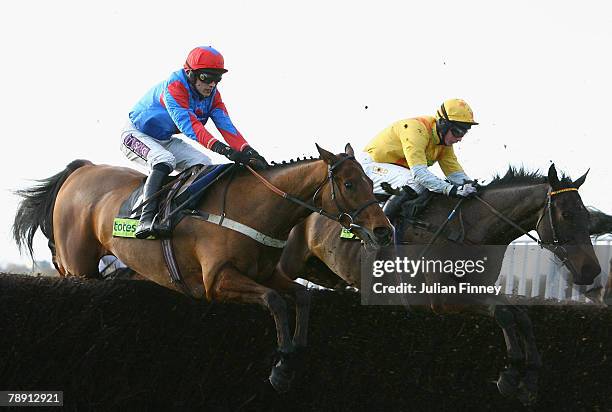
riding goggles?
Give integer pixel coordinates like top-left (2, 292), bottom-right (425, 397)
top-left (197, 71), bottom-right (223, 84)
top-left (450, 124), bottom-right (470, 138)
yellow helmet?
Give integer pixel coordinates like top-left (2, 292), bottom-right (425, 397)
top-left (436, 98), bottom-right (478, 125)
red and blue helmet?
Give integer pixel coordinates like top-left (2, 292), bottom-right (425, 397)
top-left (184, 46), bottom-right (228, 73)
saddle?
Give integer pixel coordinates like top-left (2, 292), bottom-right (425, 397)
top-left (380, 184), bottom-right (420, 221)
top-left (399, 191), bottom-right (434, 226)
top-left (113, 163), bottom-right (235, 296)
top-left (116, 164), bottom-right (233, 232)
top-left (392, 189), bottom-right (466, 244)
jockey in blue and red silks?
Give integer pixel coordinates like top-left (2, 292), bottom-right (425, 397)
top-left (121, 45), bottom-right (268, 239)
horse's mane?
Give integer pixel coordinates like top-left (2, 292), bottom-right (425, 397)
top-left (266, 152), bottom-right (355, 170)
top-left (268, 156), bottom-right (319, 170)
top-left (483, 165), bottom-right (573, 189)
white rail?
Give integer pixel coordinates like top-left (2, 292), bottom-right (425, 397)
top-left (498, 235), bottom-right (611, 303)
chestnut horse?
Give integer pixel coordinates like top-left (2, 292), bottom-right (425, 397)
top-left (275, 164), bottom-right (601, 405)
top-left (13, 143), bottom-right (393, 393)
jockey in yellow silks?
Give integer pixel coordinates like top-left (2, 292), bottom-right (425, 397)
top-left (359, 98), bottom-right (479, 199)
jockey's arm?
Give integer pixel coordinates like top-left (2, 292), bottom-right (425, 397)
top-left (400, 124), bottom-right (455, 195)
top-left (162, 80), bottom-right (219, 149)
top-left (209, 91), bottom-right (249, 152)
top-left (411, 165), bottom-right (455, 195)
top-left (446, 171), bottom-right (471, 185)
top-left (438, 146), bottom-right (471, 185)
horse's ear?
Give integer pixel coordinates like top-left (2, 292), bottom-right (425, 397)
top-left (547, 163), bottom-right (560, 190)
top-left (573, 168), bottom-right (590, 189)
top-left (316, 143), bottom-right (336, 164)
top-left (344, 143), bottom-right (355, 157)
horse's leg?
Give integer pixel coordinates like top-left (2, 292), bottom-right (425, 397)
top-left (263, 270), bottom-right (311, 348)
top-left (509, 305), bottom-right (541, 406)
top-left (261, 271), bottom-right (312, 395)
top-left (210, 267), bottom-right (295, 393)
top-left (491, 305), bottom-right (526, 398)
top-left (53, 186), bottom-right (105, 278)
top-left (275, 222), bottom-right (310, 282)
top-left (56, 228), bottom-right (103, 278)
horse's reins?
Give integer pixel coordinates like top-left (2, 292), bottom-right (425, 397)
top-left (415, 198), bottom-right (465, 259)
top-left (397, 187), bottom-right (581, 310)
top-left (474, 187), bottom-right (581, 275)
top-left (152, 157), bottom-right (379, 298)
top-left (245, 156), bottom-right (379, 228)
top-left (475, 187), bottom-right (578, 244)
top-left (407, 188), bottom-right (580, 272)
top-left (473, 195), bottom-right (541, 244)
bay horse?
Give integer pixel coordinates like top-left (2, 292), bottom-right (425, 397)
top-left (588, 207), bottom-right (612, 237)
top-left (12, 143), bottom-right (393, 393)
top-left (275, 164), bottom-right (601, 405)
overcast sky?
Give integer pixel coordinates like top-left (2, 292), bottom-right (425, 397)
top-left (1, 0), bottom-right (611, 266)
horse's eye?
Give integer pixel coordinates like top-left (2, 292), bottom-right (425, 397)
top-left (562, 211), bottom-right (574, 219)
top-left (344, 181), bottom-right (353, 190)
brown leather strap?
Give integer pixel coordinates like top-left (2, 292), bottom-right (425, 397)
top-left (160, 177), bottom-right (193, 297)
top-left (246, 165), bottom-right (288, 197)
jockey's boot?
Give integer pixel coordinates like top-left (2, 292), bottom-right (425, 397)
top-left (135, 163), bottom-right (172, 239)
top-left (382, 186), bottom-right (417, 222)
top-left (382, 194), bottom-right (403, 222)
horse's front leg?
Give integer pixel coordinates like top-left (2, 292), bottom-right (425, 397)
top-left (210, 266), bottom-right (295, 393)
top-left (509, 305), bottom-right (541, 407)
top-left (262, 271), bottom-right (312, 388)
top-left (264, 270), bottom-right (312, 347)
top-left (491, 305), bottom-right (525, 399)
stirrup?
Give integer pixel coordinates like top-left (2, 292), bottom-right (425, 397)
top-left (151, 215), bottom-right (172, 238)
top-left (135, 221), bottom-right (155, 239)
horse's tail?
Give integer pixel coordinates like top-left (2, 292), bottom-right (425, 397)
top-left (13, 159), bottom-right (93, 260)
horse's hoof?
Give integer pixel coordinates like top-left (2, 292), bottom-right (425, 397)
top-left (496, 369), bottom-right (520, 397)
top-left (516, 382), bottom-right (538, 407)
top-left (516, 371), bottom-right (538, 407)
top-left (268, 364), bottom-right (294, 394)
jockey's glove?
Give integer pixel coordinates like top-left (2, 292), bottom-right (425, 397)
top-left (211, 141), bottom-right (249, 165)
top-left (242, 146), bottom-right (270, 170)
top-left (449, 183), bottom-right (477, 198)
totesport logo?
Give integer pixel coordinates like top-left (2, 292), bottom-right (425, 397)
top-left (112, 218), bottom-right (139, 238)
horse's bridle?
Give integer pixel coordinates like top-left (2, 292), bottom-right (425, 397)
top-left (533, 187), bottom-right (580, 273)
top-left (534, 188), bottom-right (578, 245)
top-left (475, 187), bottom-right (581, 275)
top-left (247, 155), bottom-right (379, 229)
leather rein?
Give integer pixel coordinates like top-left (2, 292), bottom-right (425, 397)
top-left (474, 187), bottom-right (581, 274)
top-left (245, 155), bottom-right (379, 229)
top-left (411, 188), bottom-right (581, 268)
